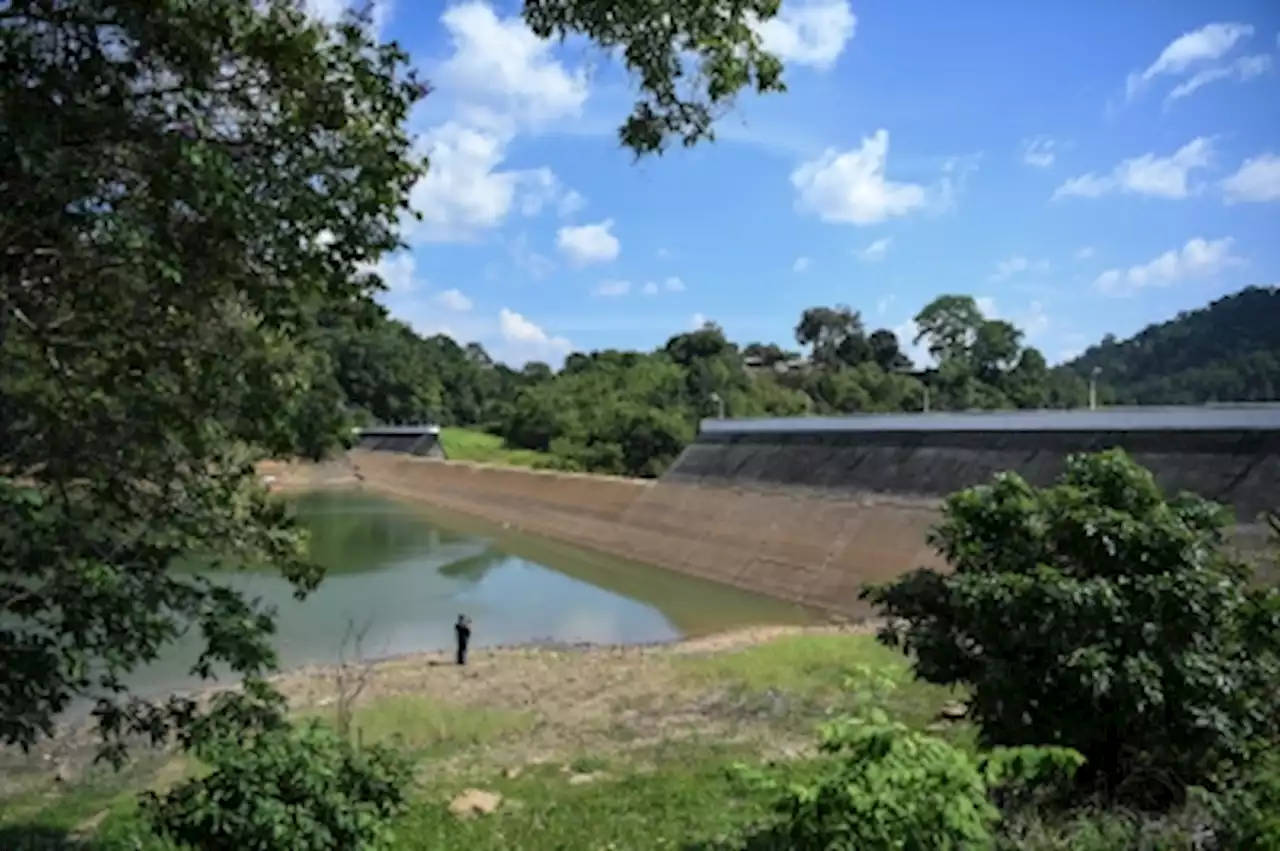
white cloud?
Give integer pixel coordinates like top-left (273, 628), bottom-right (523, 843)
top-left (498, 308), bottom-right (572, 363)
top-left (1021, 137), bottom-right (1057, 168)
top-left (434, 288), bottom-right (473, 311)
top-left (405, 123), bottom-right (569, 242)
top-left (875, 295), bottom-right (894, 317)
top-left (974, 296), bottom-right (1051, 343)
top-left (558, 189), bottom-right (586, 217)
top-left (1075, 246), bottom-right (1096, 261)
top-left (1166, 53), bottom-right (1272, 104)
top-left (792, 256), bottom-right (811, 273)
top-left (594, 279), bottom-right (631, 297)
top-left (792, 130), bottom-right (930, 225)
top-left (990, 256), bottom-right (1050, 281)
top-left (641, 282), bottom-right (659, 296)
top-left (556, 219), bottom-right (620, 266)
top-left (891, 318), bottom-right (931, 368)
top-left (436, 1), bottom-right (588, 131)
top-left (401, 3), bottom-right (587, 244)
top-left (1092, 237), bottom-right (1242, 295)
top-left (1221, 153), bottom-right (1280, 203)
top-left (371, 252), bottom-right (418, 292)
top-left (1053, 137), bottom-right (1214, 200)
top-left (1126, 22), bottom-right (1255, 99)
top-left (690, 312), bottom-right (709, 329)
top-left (753, 0), bottom-right (856, 70)
top-left (857, 237), bottom-right (892, 263)
top-left (304, 0), bottom-right (394, 34)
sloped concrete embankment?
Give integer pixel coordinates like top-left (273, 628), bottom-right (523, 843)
top-left (350, 419), bottom-right (1280, 615)
top-left (348, 450), bottom-right (941, 616)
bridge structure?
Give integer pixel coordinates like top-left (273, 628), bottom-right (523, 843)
top-left (353, 424), bottom-right (446, 458)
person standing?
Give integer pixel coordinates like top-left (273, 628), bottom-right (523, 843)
top-left (455, 615), bottom-right (472, 666)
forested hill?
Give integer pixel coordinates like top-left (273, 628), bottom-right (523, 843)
top-left (1064, 286), bottom-right (1280, 405)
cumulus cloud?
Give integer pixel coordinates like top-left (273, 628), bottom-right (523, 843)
top-left (752, 0), bottom-right (856, 70)
top-left (498, 308), bottom-right (573, 364)
top-left (556, 219), bottom-right (621, 266)
top-left (1221, 153), bottom-right (1280, 203)
top-left (1125, 22), bottom-right (1255, 99)
top-left (641, 277), bottom-right (686, 296)
top-left (1053, 137), bottom-right (1214, 200)
top-left (1092, 237), bottom-right (1242, 295)
top-left (1075, 246), bottom-right (1096, 261)
top-left (436, 1), bottom-right (588, 131)
top-left (407, 123), bottom-right (570, 242)
top-left (857, 237), bottom-right (892, 263)
top-left (792, 256), bottom-right (811, 273)
top-left (402, 3), bottom-right (587, 244)
top-left (792, 130), bottom-right (931, 225)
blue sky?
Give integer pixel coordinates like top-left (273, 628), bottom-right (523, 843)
top-left (317, 0), bottom-right (1280, 366)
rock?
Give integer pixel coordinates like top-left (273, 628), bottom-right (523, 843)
top-left (503, 766), bottom-right (522, 779)
top-left (568, 772), bottom-right (607, 785)
top-left (448, 788), bottom-right (503, 819)
top-left (938, 701), bottom-right (968, 721)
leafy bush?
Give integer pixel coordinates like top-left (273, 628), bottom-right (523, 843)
top-left (863, 449), bottom-right (1280, 805)
top-left (142, 718), bottom-right (412, 851)
top-left (1204, 752), bottom-right (1280, 850)
top-left (736, 710), bottom-right (1082, 850)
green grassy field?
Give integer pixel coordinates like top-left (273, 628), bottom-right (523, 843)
top-left (0, 630), bottom-right (1192, 851)
top-left (438, 427), bottom-right (553, 468)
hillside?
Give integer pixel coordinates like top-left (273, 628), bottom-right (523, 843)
top-left (1064, 286), bottom-right (1280, 405)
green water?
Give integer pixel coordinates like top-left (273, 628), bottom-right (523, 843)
top-left (128, 490), bottom-right (818, 696)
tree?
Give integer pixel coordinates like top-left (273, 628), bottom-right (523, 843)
top-left (913, 295), bottom-right (985, 364)
top-left (863, 450), bottom-right (1280, 806)
top-left (524, 0), bottom-right (787, 157)
top-left (795, 305), bottom-right (870, 367)
top-left (868, 328), bottom-right (912, 372)
top-left (1, 0), bottom-right (426, 755)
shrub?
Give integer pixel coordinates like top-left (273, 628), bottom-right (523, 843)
top-left (1204, 751), bottom-right (1280, 850)
top-left (737, 710), bottom-right (1083, 850)
top-left (863, 449), bottom-right (1280, 805)
top-left (141, 718), bottom-right (412, 850)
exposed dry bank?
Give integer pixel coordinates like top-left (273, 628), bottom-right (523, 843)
top-left (0, 625), bottom-right (969, 850)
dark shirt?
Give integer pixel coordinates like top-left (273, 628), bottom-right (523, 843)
top-left (455, 623), bottom-right (471, 643)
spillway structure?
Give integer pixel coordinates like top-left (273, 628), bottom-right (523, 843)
top-left (354, 424), bottom-right (446, 458)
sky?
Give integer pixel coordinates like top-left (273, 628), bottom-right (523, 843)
top-left (311, 0), bottom-right (1280, 367)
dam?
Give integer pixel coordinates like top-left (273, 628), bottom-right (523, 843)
top-left (349, 405), bottom-right (1280, 615)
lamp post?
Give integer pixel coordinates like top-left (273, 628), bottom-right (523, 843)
top-left (1088, 367), bottom-right (1102, 411)
top-left (709, 391), bottom-right (725, 419)
top-left (922, 385), bottom-right (931, 413)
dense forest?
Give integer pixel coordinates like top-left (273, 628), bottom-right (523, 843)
top-left (1063, 285), bottom-right (1280, 404)
top-left (324, 285), bottom-right (1280, 477)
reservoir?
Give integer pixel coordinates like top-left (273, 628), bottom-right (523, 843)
top-left (130, 489), bottom-right (817, 696)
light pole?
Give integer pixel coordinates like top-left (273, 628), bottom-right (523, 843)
top-left (709, 391), bottom-right (725, 419)
top-left (1088, 367), bottom-right (1102, 411)
top-left (922, 386), bottom-right (931, 413)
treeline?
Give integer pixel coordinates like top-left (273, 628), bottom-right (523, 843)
top-left (325, 289), bottom-right (1223, 477)
top-left (1064, 285), bottom-right (1280, 405)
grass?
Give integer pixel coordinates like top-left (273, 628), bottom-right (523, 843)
top-left (0, 630), bottom-right (1016, 850)
top-left (438, 428), bottom-right (553, 468)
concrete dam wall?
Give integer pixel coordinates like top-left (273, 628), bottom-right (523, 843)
top-left (349, 406), bottom-right (1280, 616)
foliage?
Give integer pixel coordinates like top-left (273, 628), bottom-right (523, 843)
top-left (523, 0), bottom-right (787, 157)
top-left (1065, 285), bottom-right (1280, 405)
top-left (142, 717), bottom-right (413, 851)
top-left (863, 449), bottom-right (1280, 806)
top-left (1205, 752), bottom-right (1280, 850)
top-left (0, 0), bottom-right (427, 757)
top-left (734, 708), bottom-right (1083, 851)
